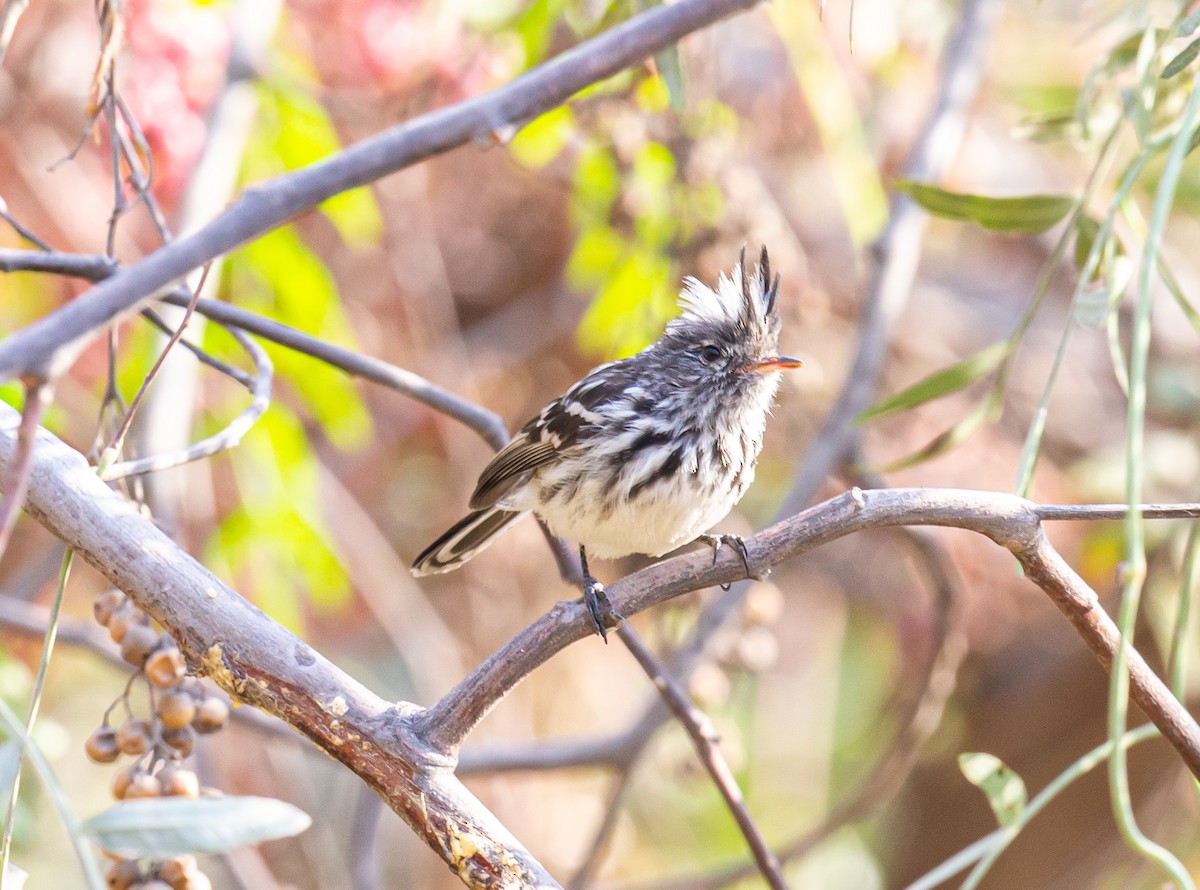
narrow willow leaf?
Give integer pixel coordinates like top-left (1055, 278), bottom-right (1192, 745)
top-left (654, 45), bottom-right (685, 112)
top-left (868, 396), bottom-right (997, 474)
top-left (959, 752), bottom-right (1027, 828)
top-left (1073, 215), bottom-right (1102, 274)
top-left (1164, 37), bottom-right (1200, 78)
top-left (1184, 8), bottom-right (1200, 37)
top-left (896, 181), bottom-right (1074, 233)
top-left (856, 341), bottom-right (1009, 424)
top-left (1075, 283), bottom-right (1110, 329)
top-left (81, 796), bottom-right (311, 858)
top-left (1107, 309), bottom-right (1130, 397)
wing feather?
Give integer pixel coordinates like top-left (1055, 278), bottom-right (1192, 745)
top-left (469, 436), bottom-right (558, 509)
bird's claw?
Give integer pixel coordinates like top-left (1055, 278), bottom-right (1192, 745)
top-left (699, 534), bottom-right (753, 590)
top-left (583, 579), bottom-right (623, 643)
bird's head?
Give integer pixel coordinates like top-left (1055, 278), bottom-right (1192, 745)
top-left (658, 246), bottom-right (802, 391)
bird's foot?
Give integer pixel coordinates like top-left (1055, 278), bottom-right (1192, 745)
top-left (582, 578), bottom-right (623, 643)
top-left (699, 534), bottom-right (753, 590)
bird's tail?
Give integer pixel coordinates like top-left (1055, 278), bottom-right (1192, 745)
top-left (410, 507), bottom-right (527, 576)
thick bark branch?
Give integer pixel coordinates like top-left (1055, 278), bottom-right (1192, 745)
top-left (0, 402), bottom-right (559, 889)
top-left (5, 408), bottom-right (1200, 881)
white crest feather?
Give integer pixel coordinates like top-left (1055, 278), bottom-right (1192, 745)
top-left (674, 258), bottom-right (764, 329)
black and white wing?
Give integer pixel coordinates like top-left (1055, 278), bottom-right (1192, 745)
top-left (468, 359), bottom-right (633, 510)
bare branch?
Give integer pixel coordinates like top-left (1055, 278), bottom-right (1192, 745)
top-left (0, 248), bottom-right (118, 278)
top-left (617, 625), bottom-right (788, 890)
top-left (0, 0), bottom-right (762, 384)
top-left (418, 487), bottom-right (1200, 780)
top-left (158, 293), bottom-right (512, 452)
top-left (0, 245), bottom-right (511, 451)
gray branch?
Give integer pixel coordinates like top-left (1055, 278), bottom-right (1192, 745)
top-left (0, 0), bottom-right (760, 384)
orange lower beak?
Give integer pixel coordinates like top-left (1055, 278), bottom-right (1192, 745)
top-left (753, 355), bottom-right (804, 373)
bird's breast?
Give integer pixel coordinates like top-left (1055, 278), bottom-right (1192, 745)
top-left (517, 390), bottom-right (771, 559)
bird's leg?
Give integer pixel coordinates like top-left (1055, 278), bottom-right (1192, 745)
top-left (579, 545), bottom-right (622, 642)
top-left (698, 534), bottom-right (753, 591)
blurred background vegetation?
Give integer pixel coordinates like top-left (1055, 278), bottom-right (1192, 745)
top-left (3, 0), bottom-right (1200, 887)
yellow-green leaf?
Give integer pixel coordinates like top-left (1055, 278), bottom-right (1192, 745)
top-left (510, 106), bottom-right (576, 169)
top-left (856, 341), bottom-right (1009, 424)
top-left (896, 181), bottom-right (1074, 233)
top-left (958, 752), bottom-right (1027, 828)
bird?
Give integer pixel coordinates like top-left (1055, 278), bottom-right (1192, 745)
top-left (411, 246), bottom-right (802, 639)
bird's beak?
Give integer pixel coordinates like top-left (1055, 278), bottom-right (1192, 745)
top-left (750, 355), bottom-right (804, 373)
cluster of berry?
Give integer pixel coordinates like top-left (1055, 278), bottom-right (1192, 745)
top-left (85, 589), bottom-right (231, 890)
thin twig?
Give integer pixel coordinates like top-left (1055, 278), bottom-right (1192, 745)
top-left (139, 306), bottom-right (256, 388)
top-left (0, 379), bottom-right (52, 561)
top-left (617, 625), bottom-right (789, 890)
top-left (100, 323), bottom-right (272, 480)
top-left (159, 293), bottom-right (511, 452)
top-left (102, 265), bottom-right (212, 465)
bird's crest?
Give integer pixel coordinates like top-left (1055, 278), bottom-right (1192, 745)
top-left (673, 246), bottom-right (780, 335)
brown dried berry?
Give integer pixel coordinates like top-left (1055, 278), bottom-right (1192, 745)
top-left (85, 726), bottom-right (121, 764)
top-left (120, 624), bottom-right (161, 667)
top-left (156, 691), bottom-right (196, 730)
top-left (191, 697), bottom-right (229, 735)
top-left (176, 873), bottom-right (212, 890)
top-left (155, 854), bottom-right (196, 887)
top-left (93, 589), bottom-right (127, 628)
top-left (111, 765), bottom-right (137, 799)
top-left (160, 725), bottom-right (194, 757)
top-left (107, 602), bottom-right (147, 644)
top-left (145, 647), bottom-right (186, 688)
top-left (116, 718), bottom-right (153, 756)
top-left (157, 765), bottom-right (199, 798)
top-left (104, 857), bottom-right (142, 889)
top-left (123, 772), bottom-right (162, 799)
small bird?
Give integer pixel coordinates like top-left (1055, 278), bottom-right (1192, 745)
top-left (411, 246), bottom-right (802, 639)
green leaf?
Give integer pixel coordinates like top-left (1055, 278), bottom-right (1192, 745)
top-left (868, 396), bottom-right (997, 473)
top-left (1163, 37), bottom-right (1200, 79)
top-left (856, 341), bottom-right (1009, 424)
top-left (654, 44), bottom-right (685, 112)
top-left (958, 752), bottom-right (1027, 828)
top-left (895, 181), bottom-right (1074, 233)
top-left (250, 82), bottom-right (382, 247)
top-left (81, 796), bottom-right (311, 857)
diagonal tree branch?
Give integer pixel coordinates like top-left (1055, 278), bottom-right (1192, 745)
top-left (0, 0), bottom-right (761, 384)
top-left (5, 409), bottom-right (1200, 883)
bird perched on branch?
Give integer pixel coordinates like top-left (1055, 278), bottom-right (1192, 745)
top-left (411, 246), bottom-right (802, 639)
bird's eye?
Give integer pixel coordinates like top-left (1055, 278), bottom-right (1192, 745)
top-left (700, 344), bottom-right (722, 363)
